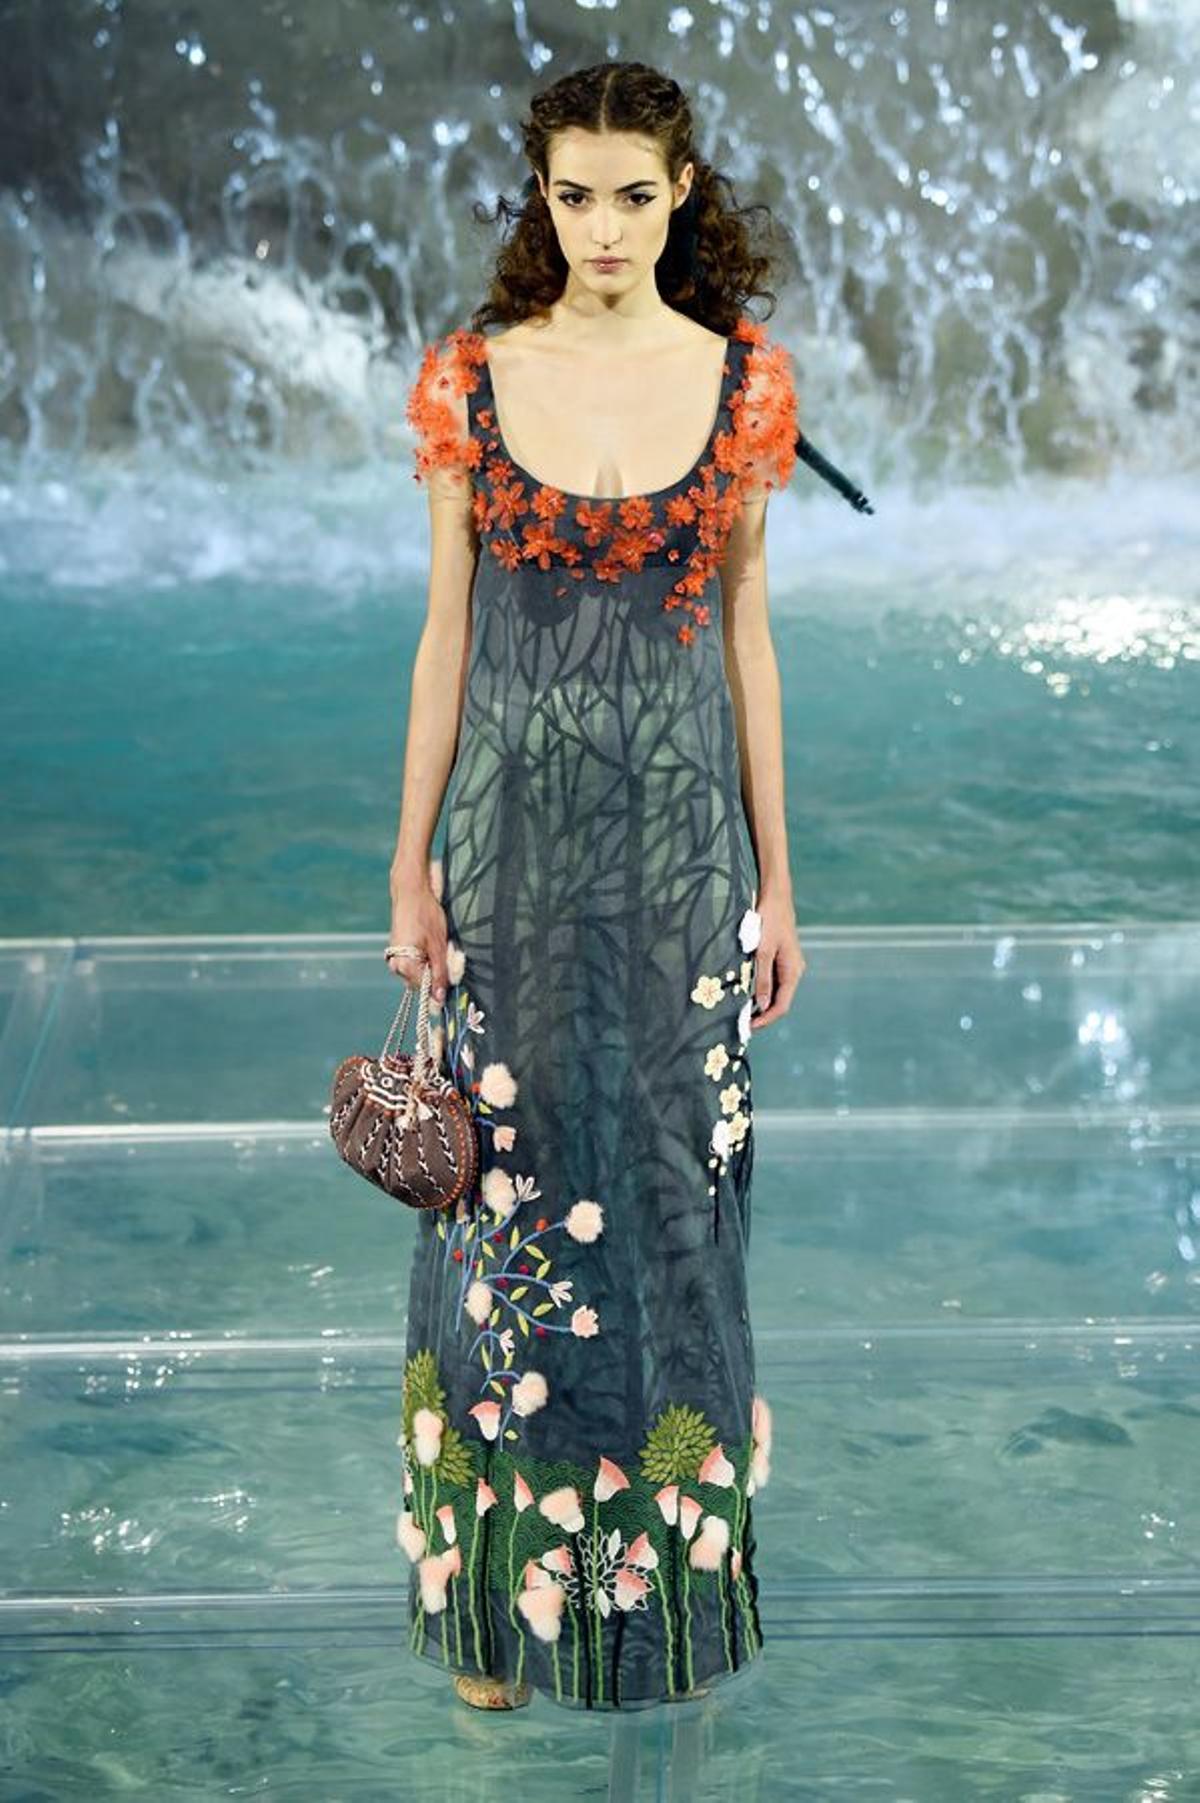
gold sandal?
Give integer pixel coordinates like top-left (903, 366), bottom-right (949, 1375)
top-left (453, 1672), bottom-right (532, 1710)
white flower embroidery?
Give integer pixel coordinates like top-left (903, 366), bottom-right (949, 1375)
top-left (704, 1042), bottom-right (730, 1079)
top-left (737, 998), bottom-right (753, 1046)
top-left (565, 1199), bottom-right (605, 1242)
top-left (464, 1279), bottom-right (493, 1325)
top-left (719, 1081), bottom-right (742, 1115)
top-left (478, 1061), bottom-right (518, 1108)
top-left (512, 1370), bottom-right (549, 1417)
top-left (481, 1165), bottom-right (518, 1221)
top-left (690, 973), bottom-right (724, 1008)
top-left (738, 908), bottom-right (762, 953)
top-left (559, 1525), bottom-right (653, 1618)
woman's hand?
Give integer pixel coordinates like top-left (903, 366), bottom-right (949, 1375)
top-left (387, 866), bottom-right (451, 1005)
top-left (749, 887), bottom-right (807, 1032)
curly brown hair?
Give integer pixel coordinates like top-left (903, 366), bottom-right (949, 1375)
top-left (468, 60), bottom-right (792, 338)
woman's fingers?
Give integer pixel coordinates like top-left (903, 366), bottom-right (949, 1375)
top-left (749, 940), bottom-right (807, 1032)
top-left (387, 947), bottom-right (429, 989)
top-left (386, 943), bottom-right (450, 1005)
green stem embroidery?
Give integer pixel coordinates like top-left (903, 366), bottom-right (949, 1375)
top-left (572, 1530), bottom-right (593, 1704)
top-left (571, 1595), bottom-right (581, 1701)
top-left (681, 1539), bottom-right (695, 1692)
top-left (551, 1638), bottom-right (563, 1702)
top-left (731, 1477), bottom-right (759, 1658)
top-left (466, 1509), bottom-right (483, 1669)
top-left (507, 1506), bottom-right (528, 1681)
top-left (655, 1563), bottom-right (677, 1696)
top-left (592, 1493), bottom-right (605, 1705)
top-left (717, 1556), bottom-right (733, 1672)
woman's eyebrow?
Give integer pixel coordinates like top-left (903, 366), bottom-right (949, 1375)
top-left (552, 179), bottom-right (658, 193)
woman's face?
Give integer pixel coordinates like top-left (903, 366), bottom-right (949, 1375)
top-left (536, 128), bottom-right (692, 302)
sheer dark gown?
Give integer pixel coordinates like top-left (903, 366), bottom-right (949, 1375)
top-left (396, 312), bottom-right (798, 1710)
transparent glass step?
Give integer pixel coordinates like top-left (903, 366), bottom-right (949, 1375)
top-left (3, 926), bottom-right (1199, 1129)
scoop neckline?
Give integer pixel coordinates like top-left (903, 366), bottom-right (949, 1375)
top-left (470, 326), bottom-right (744, 505)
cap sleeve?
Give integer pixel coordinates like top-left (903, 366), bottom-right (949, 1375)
top-left (404, 330), bottom-right (480, 488)
top-left (730, 323), bottom-right (800, 504)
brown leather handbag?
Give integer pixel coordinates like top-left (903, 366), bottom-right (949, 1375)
top-left (329, 959), bottom-right (479, 1211)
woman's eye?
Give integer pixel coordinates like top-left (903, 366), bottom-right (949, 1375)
top-left (558, 193), bottom-right (653, 207)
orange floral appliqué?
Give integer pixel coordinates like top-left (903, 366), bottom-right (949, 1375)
top-left (405, 316), bottom-right (800, 646)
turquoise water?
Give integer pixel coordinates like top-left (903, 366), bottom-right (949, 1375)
top-left (4, 469), bottom-right (1198, 937)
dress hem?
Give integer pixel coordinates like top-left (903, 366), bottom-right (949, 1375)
top-left (407, 1624), bottom-right (766, 1714)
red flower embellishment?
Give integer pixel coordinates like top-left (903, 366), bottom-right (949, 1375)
top-left (521, 521), bottom-right (582, 570)
top-left (575, 500), bottom-right (614, 545)
top-left (531, 484), bottom-right (568, 522)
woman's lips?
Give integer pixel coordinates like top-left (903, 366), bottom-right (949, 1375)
top-left (591, 258), bottom-right (626, 269)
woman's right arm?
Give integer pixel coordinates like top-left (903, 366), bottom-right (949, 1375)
top-left (388, 340), bottom-right (480, 1002)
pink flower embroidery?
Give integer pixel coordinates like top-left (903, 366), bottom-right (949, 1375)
top-left (411, 1406), bottom-right (443, 1468)
top-left (513, 1469), bottom-right (535, 1512)
top-left (467, 1399), bottom-right (501, 1441)
top-left (654, 1483), bottom-right (680, 1526)
top-left (677, 1495), bottom-right (703, 1540)
top-left (614, 1566), bottom-right (653, 1611)
top-left (697, 1443), bottom-right (737, 1487)
top-left (688, 1512), bottom-right (731, 1571)
top-left (594, 1456), bottom-right (630, 1502)
top-left (516, 1577), bottom-right (567, 1642)
top-left (538, 1485), bottom-right (585, 1533)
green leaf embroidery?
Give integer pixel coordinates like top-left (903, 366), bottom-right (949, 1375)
top-left (639, 1403), bottom-right (718, 1485)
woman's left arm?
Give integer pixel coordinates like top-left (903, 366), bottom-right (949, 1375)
top-left (719, 498), bottom-right (807, 1032)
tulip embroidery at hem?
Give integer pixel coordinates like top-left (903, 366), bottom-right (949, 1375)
top-left (398, 1350), bottom-right (774, 1710)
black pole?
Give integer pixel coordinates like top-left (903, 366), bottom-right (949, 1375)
top-left (796, 431), bottom-right (875, 514)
